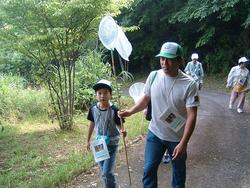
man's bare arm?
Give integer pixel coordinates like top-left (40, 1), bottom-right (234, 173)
top-left (119, 95), bottom-right (150, 117)
top-left (172, 106), bottom-right (197, 160)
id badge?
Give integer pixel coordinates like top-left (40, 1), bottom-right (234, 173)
top-left (91, 138), bottom-right (110, 163)
top-left (238, 74), bottom-right (247, 86)
top-left (238, 77), bottom-right (246, 86)
top-left (159, 106), bottom-right (185, 132)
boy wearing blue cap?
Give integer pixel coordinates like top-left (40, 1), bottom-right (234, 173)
top-left (87, 79), bottom-right (126, 188)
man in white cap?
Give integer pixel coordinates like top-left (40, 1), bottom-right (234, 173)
top-left (226, 57), bottom-right (250, 113)
top-left (119, 42), bottom-right (199, 188)
top-left (184, 53), bottom-right (204, 90)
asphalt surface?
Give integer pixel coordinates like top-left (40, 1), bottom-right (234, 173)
top-left (62, 90), bottom-right (250, 188)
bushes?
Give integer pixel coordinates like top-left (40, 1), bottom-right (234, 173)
top-left (0, 75), bottom-right (49, 123)
top-left (0, 49), bottom-right (121, 122)
top-left (74, 50), bottom-right (115, 111)
top-left (204, 49), bottom-right (234, 75)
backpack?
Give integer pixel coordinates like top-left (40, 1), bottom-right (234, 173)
top-left (145, 71), bottom-right (158, 121)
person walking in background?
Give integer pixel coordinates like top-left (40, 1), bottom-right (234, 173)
top-left (184, 53), bottom-right (204, 90)
top-left (226, 57), bottom-right (250, 113)
top-left (119, 42), bottom-right (199, 188)
top-left (86, 79), bottom-right (126, 188)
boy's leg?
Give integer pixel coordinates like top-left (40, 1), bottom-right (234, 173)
top-left (166, 142), bottom-right (187, 188)
top-left (143, 130), bottom-right (166, 188)
top-left (101, 145), bottom-right (118, 188)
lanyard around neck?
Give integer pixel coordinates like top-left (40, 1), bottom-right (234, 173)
top-left (97, 102), bottom-right (110, 135)
top-left (164, 75), bottom-right (178, 105)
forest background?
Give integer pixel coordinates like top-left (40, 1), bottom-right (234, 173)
top-left (0, 0), bottom-right (250, 187)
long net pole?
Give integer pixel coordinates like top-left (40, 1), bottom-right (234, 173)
top-left (110, 50), bottom-right (132, 186)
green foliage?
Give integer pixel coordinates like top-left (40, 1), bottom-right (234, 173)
top-left (0, 0), bottom-right (114, 130)
top-left (0, 0), bottom-right (134, 130)
top-left (118, 0), bottom-right (250, 74)
top-left (204, 49), bottom-right (233, 74)
top-left (195, 27), bottom-right (215, 48)
top-left (117, 0), bottom-right (181, 72)
top-left (171, 0), bottom-right (241, 23)
top-left (0, 49), bottom-right (39, 85)
top-left (74, 49), bottom-right (114, 110)
top-left (74, 48), bottom-right (126, 111)
top-left (0, 75), bottom-right (49, 123)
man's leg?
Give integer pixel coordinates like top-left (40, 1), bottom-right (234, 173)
top-left (143, 130), bottom-right (166, 188)
top-left (166, 142), bottom-right (187, 188)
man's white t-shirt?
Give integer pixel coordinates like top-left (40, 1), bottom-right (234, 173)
top-left (144, 69), bottom-right (200, 142)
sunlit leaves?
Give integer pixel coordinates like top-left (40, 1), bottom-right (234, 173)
top-left (195, 27), bottom-right (215, 47)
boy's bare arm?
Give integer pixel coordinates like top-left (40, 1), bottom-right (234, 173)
top-left (87, 122), bottom-right (95, 151)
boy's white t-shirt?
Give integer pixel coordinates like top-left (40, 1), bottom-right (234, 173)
top-left (144, 69), bottom-right (200, 142)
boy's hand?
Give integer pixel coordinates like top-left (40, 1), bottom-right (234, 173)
top-left (120, 128), bottom-right (127, 137)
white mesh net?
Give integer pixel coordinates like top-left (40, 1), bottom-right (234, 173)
top-left (98, 16), bottom-right (132, 61)
top-left (98, 16), bottom-right (118, 50)
top-left (129, 82), bottom-right (145, 103)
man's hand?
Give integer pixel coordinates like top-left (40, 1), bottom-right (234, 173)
top-left (172, 142), bottom-right (187, 160)
top-left (118, 109), bottom-right (132, 118)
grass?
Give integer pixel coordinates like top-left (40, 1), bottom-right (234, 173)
top-left (203, 74), bottom-right (250, 101)
top-left (0, 117), bottom-right (94, 188)
top-left (0, 97), bottom-right (149, 188)
top-left (0, 73), bottom-right (249, 187)
top-left (203, 74), bottom-right (228, 92)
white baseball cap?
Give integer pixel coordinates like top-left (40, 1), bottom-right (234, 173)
top-left (191, 53), bottom-right (199, 60)
top-left (238, 57), bottom-right (249, 64)
top-left (93, 79), bottom-right (112, 92)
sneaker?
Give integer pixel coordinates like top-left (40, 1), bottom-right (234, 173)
top-left (228, 104), bottom-right (233, 109)
top-left (162, 154), bottom-right (171, 164)
top-left (237, 108), bottom-right (243, 113)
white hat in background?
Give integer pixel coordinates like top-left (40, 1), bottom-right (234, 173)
top-left (238, 57), bottom-right (249, 64)
top-left (191, 53), bottom-right (199, 60)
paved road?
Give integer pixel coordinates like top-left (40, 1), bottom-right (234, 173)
top-left (62, 90), bottom-right (250, 188)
